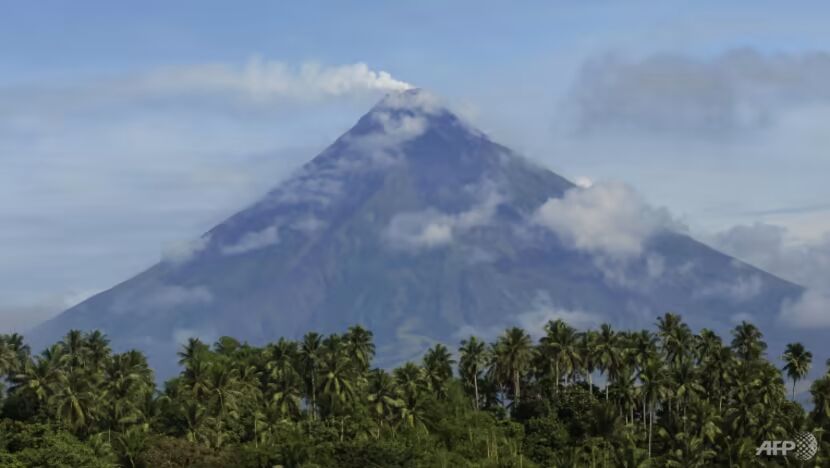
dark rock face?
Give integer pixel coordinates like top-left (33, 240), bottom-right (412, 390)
top-left (28, 90), bottom-right (803, 377)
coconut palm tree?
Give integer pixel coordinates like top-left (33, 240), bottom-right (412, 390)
top-left (656, 313), bottom-right (692, 368)
top-left (213, 336), bottom-right (241, 357)
top-left (670, 359), bottom-right (704, 428)
top-left (731, 321), bottom-right (766, 361)
top-left (782, 342), bottom-right (812, 400)
top-left (268, 371), bottom-right (303, 420)
top-left (640, 357), bottom-right (669, 458)
top-left (318, 336), bottom-right (356, 415)
top-left (579, 329), bottom-right (598, 395)
top-left (84, 330), bottom-right (112, 370)
top-left (344, 325), bottom-right (375, 373)
top-left (59, 329), bottom-right (89, 371)
top-left (693, 329), bottom-right (721, 365)
top-left (491, 327), bottom-right (534, 407)
top-left (48, 370), bottom-right (99, 434)
top-left (177, 337), bottom-right (209, 368)
top-left (200, 362), bottom-right (243, 447)
top-left (394, 362), bottom-right (426, 406)
top-left (810, 375), bottom-right (830, 426)
top-left (422, 343), bottom-right (455, 399)
top-left (459, 336), bottom-right (487, 410)
top-left (366, 369), bottom-right (404, 438)
top-left (595, 323), bottom-right (622, 401)
top-left (540, 319), bottom-right (581, 390)
top-left (299, 332), bottom-right (322, 420)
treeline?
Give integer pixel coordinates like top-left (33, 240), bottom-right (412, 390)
top-left (0, 314), bottom-right (828, 466)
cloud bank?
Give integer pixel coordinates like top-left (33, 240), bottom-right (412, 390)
top-left (565, 49), bottom-right (830, 138)
top-left (384, 183), bottom-right (504, 251)
top-left (710, 223), bottom-right (830, 327)
top-left (533, 181), bottom-right (682, 258)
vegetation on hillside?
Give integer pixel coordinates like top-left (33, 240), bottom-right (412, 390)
top-left (0, 313), bottom-right (828, 467)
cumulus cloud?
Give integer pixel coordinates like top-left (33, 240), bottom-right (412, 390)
top-left (574, 176), bottom-right (594, 188)
top-left (384, 210), bottom-right (455, 249)
top-left (710, 223), bottom-right (830, 289)
top-left (533, 181), bottom-right (683, 258)
top-left (780, 289), bottom-right (830, 327)
top-left (565, 49), bottom-right (830, 138)
top-left (384, 183), bottom-right (504, 251)
top-left (709, 223), bottom-right (830, 327)
top-left (162, 236), bottom-right (211, 264)
top-left (694, 275), bottom-right (764, 302)
top-left (222, 225), bottom-right (281, 255)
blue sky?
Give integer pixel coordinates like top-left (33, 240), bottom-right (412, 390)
top-left (2, 1), bottom-right (830, 330)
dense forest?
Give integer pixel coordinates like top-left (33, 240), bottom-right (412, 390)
top-left (0, 313), bottom-right (827, 467)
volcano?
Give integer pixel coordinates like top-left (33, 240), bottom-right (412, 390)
top-left (29, 89), bottom-right (804, 377)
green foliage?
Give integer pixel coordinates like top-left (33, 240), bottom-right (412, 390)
top-left (0, 318), bottom-right (823, 466)
top-left (0, 420), bottom-right (115, 467)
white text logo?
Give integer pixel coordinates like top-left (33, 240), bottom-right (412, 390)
top-left (756, 433), bottom-right (817, 461)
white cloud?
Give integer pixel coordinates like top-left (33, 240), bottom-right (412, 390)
top-left (780, 289), bottom-right (830, 327)
top-left (694, 275), bottom-right (764, 302)
top-left (574, 176), bottom-right (594, 188)
top-left (564, 49), bottom-right (830, 138)
top-left (383, 183), bottom-right (504, 251)
top-left (710, 223), bottom-right (830, 288)
top-left (162, 236), bottom-right (210, 264)
top-left (222, 225), bottom-right (281, 255)
top-left (708, 222), bottom-right (830, 327)
top-left (290, 215), bottom-right (326, 234)
top-left (533, 181), bottom-right (682, 258)
top-left (384, 210), bottom-right (455, 249)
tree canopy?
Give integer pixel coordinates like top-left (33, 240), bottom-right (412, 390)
top-left (0, 314), bottom-right (827, 467)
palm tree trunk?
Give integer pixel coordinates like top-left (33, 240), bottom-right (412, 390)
top-left (514, 370), bottom-right (521, 406)
top-left (792, 379), bottom-right (796, 401)
top-left (588, 372), bottom-right (593, 395)
top-left (311, 371), bottom-right (317, 420)
top-left (648, 403), bottom-right (653, 458)
top-left (555, 361), bottom-right (560, 394)
top-left (473, 373), bottom-right (480, 410)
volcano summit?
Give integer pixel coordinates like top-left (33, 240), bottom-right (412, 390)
top-left (29, 89), bottom-right (803, 376)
